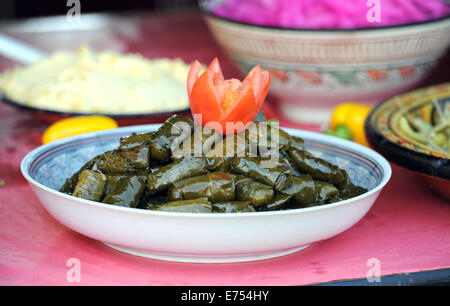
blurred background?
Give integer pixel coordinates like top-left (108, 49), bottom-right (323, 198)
top-left (0, 0), bottom-right (199, 19)
top-left (0, 0), bottom-right (449, 126)
top-left (0, 0), bottom-right (449, 195)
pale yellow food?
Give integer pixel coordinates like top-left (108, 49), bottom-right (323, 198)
top-left (0, 46), bottom-right (192, 114)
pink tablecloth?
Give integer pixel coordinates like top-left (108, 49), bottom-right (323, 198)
top-left (0, 11), bottom-right (449, 286)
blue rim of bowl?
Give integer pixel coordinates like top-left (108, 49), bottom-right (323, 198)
top-left (199, 1), bottom-right (450, 32)
top-left (20, 124), bottom-right (392, 218)
top-left (364, 86), bottom-right (450, 181)
top-left (0, 92), bottom-right (190, 119)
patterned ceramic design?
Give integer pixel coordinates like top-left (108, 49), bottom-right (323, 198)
top-left (21, 124), bottom-right (391, 262)
top-left (365, 82), bottom-right (450, 180)
top-left (390, 91), bottom-right (450, 159)
top-left (202, 11), bottom-right (450, 121)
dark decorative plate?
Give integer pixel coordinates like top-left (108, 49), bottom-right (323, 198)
top-left (365, 82), bottom-right (450, 200)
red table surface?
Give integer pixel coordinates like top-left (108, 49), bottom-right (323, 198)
top-left (0, 11), bottom-right (449, 286)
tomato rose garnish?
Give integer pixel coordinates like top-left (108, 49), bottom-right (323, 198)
top-left (187, 58), bottom-right (270, 135)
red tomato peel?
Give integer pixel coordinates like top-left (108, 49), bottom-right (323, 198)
top-left (187, 58), bottom-right (270, 135)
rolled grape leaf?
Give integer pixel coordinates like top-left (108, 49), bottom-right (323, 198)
top-left (119, 132), bottom-right (155, 149)
top-left (137, 192), bottom-right (169, 209)
top-left (208, 131), bottom-right (253, 158)
top-left (230, 156), bottom-right (291, 191)
top-left (337, 183), bottom-right (368, 201)
top-left (286, 175), bottom-right (317, 203)
top-left (173, 125), bottom-right (222, 158)
top-left (288, 148), bottom-right (349, 189)
top-left (60, 155), bottom-right (102, 194)
top-left (204, 156), bottom-right (233, 172)
top-left (97, 145), bottom-right (150, 174)
top-left (147, 156), bottom-right (207, 195)
top-left (149, 115), bottom-right (194, 162)
top-left (102, 175), bottom-right (147, 208)
top-left (281, 175), bottom-right (317, 208)
top-left (245, 122), bottom-right (292, 154)
top-left (233, 174), bottom-right (274, 207)
top-left (261, 193), bottom-right (292, 211)
top-left (290, 136), bottom-right (305, 151)
top-left (72, 170), bottom-right (106, 201)
top-left (212, 201), bottom-right (256, 213)
top-left (262, 175), bottom-right (317, 211)
top-left (315, 181), bottom-right (340, 204)
top-left (168, 172), bottom-right (235, 203)
top-left (150, 197), bottom-right (212, 213)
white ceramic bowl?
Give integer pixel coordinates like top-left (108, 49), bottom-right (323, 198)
top-left (21, 125), bottom-right (391, 263)
top-left (202, 6), bottom-right (450, 123)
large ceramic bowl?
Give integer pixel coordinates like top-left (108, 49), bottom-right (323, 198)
top-left (21, 125), bottom-right (391, 263)
top-left (365, 82), bottom-right (450, 201)
top-left (201, 3), bottom-right (450, 123)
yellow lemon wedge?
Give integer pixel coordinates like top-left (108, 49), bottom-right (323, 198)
top-left (42, 116), bottom-right (118, 144)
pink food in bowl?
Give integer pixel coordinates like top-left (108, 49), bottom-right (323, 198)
top-left (210, 0), bottom-right (450, 29)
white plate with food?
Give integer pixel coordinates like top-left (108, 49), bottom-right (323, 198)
top-left (0, 46), bottom-right (192, 124)
top-left (21, 115), bottom-right (391, 263)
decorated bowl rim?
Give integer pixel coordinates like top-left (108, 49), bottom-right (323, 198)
top-left (365, 82), bottom-right (450, 180)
